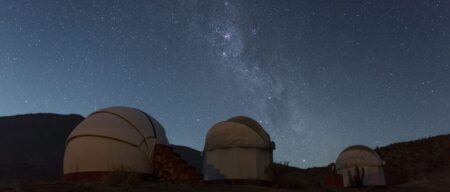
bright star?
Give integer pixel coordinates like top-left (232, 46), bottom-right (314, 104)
top-left (223, 32), bottom-right (232, 40)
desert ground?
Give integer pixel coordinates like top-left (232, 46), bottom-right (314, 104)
top-left (1, 176), bottom-right (450, 192)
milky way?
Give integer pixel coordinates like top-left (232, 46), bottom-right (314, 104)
top-left (0, 0), bottom-right (450, 167)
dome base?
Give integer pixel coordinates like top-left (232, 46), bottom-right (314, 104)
top-left (63, 171), bottom-right (154, 183)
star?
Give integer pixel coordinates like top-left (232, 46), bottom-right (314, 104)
top-left (222, 32), bottom-right (232, 40)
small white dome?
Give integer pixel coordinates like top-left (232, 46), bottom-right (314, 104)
top-left (336, 145), bottom-right (383, 170)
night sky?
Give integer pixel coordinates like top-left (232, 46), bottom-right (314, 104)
top-left (1, 0), bottom-right (450, 167)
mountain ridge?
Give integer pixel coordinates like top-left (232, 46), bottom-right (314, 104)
top-left (0, 113), bottom-right (84, 182)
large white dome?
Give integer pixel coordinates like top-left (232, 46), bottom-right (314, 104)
top-left (63, 106), bottom-right (169, 178)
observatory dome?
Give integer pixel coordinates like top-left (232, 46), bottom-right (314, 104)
top-left (336, 145), bottom-right (383, 169)
top-left (205, 116), bottom-right (272, 151)
top-left (335, 145), bottom-right (386, 187)
top-left (63, 106), bottom-right (169, 181)
top-left (203, 116), bottom-right (274, 181)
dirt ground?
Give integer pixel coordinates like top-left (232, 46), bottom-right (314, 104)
top-left (1, 176), bottom-right (449, 192)
top-left (1, 182), bottom-right (297, 192)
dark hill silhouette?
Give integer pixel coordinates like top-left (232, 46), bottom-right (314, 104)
top-left (0, 113), bottom-right (84, 182)
top-left (170, 144), bottom-right (202, 174)
top-left (375, 134), bottom-right (450, 185)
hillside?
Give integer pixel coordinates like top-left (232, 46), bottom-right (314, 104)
top-left (171, 144), bottom-right (203, 174)
top-left (375, 134), bottom-right (450, 185)
top-left (0, 113), bottom-right (84, 182)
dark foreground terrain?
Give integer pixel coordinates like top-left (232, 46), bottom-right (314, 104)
top-left (1, 177), bottom-right (450, 192)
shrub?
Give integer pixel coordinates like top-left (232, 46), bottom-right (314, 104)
top-left (99, 167), bottom-right (143, 188)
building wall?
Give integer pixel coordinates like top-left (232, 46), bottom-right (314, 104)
top-left (339, 166), bottom-right (386, 187)
top-left (64, 136), bottom-right (153, 174)
top-left (203, 148), bottom-right (271, 180)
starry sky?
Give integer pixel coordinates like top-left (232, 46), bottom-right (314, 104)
top-left (1, 0), bottom-right (450, 168)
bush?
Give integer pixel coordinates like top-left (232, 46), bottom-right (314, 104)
top-left (99, 167), bottom-right (144, 188)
